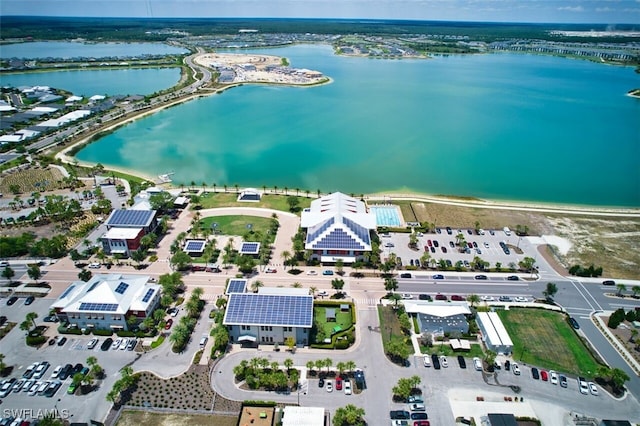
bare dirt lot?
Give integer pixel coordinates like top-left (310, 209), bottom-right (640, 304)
top-left (116, 411), bottom-right (237, 426)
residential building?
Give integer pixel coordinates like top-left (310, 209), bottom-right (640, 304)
top-left (101, 208), bottom-right (157, 256)
top-left (51, 274), bottom-right (160, 331)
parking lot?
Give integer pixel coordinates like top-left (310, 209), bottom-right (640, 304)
top-left (0, 295), bottom-right (138, 423)
top-left (381, 227), bottom-right (534, 271)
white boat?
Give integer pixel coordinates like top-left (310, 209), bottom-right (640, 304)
top-left (158, 172), bottom-right (174, 183)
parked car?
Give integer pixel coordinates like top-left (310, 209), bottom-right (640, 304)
top-left (24, 296), bottom-right (35, 305)
top-left (335, 376), bottom-right (343, 391)
top-left (602, 280), bottom-right (615, 286)
top-left (318, 377), bottom-right (325, 388)
top-left (43, 315), bottom-right (59, 323)
top-left (325, 380), bottom-right (333, 393)
top-left (531, 367), bottom-right (540, 380)
top-left (44, 380), bottom-right (62, 398)
top-left (507, 275), bottom-right (519, 281)
top-left (540, 370), bottom-right (548, 381)
top-left (550, 370), bottom-right (558, 385)
top-left (435, 294), bottom-right (447, 301)
top-left (390, 410), bottom-right (411, 420)
top-left (588, 382), bottom-right (598, 396)
top-left (6, 296), bottom-right (18, 306)
top-left (451, 295), bottom-right (464, 301)
top-left (474, 275), bottom-right (488, 280)
top-left (87, 338), bottom-right (98, 349)
top-left (71, 363), bottom-right (83, 375)
top-left (569, 317), bottom-right (580, 329)
top-left (67, 381), bottom-right (78, 395)
top-left (101, 338), bottom-right (113, 351)
top-left (306, 270), bottom-right (318, 275)
top-left (23, 362), bottom-right (39, 379)
top-left (409, 403), bottom-right (426, 411)
top-left (322, 270), bottom-right (334, 276)
top-left (112, 338), bottom-right (122, 350)
top-left (423, 355), bottom-right (431, 367)
top-left (51, 365), bottom-right (63, 379)
top-left (431, 354), bottom-right (440, 370)
top-left (401, 293), bottom-right (413, 299)
top-left (126, 339), bottom-right (137, 351)
top-left (418, 294), bottom-right (431, 301)
top-left (28, 381), bottom-right (42, 396)
top-left (411, 412), bottom-right (429, 420)
top-left (439, 356), bottom-right (448, 368)
top-left (344, 380), bottom-right (352, 395)
top-left (407, 395), bottom-right (423, 403)
top-left (559, 375), bottom-right (568, 388)
top-left (165, 318), bottom-right (174, 329)
top-left (400, 273), bottom-right (412, 279)
top-left (264, 267), bottom-right (277, 273)
top-left (33, 362), bottom-right (50, 379)
top-left (473, 357), bottom-right (482, 371)
top-left (11, 379), bottom-right (25, 393)
top-left (512, 363), bottom-right (521, 375)
top-left (457, 356), bottom-right (466, 369)
top-left (432, 274), bottom-right (444, 280)
top-left (88, 262), bottom-right (101, 269)
top-left (119, 338), bottom-right (129, 350)
top-left (58, 364), bottom-right (73, 380)
top-left (57, 337), bottom-right (67, 346)
top-left (578, 377), bottom-right (589, 394)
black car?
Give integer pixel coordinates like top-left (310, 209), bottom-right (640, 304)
top-left (43, 380), bottom-right (62, 398)
top-left (318, 377), bottom-right (325, 388)
top-left (531, 367), bottom-right (540, 380)
top-left (400, 273), bottom-right (412, 279)
top-left (57, 336), bottom-right (67, 346)
top-left (101, 338), bottom-right (113, 351)
top-left (0, 316), bottom-right (6, 326)
top-left (507, 275), bottom-right (519, 281)
top-left (602, 280), bottom-right (615, 286)
top-left (505, 360), bottom-right (511, 371)
top-left (390, 410), bottom-right (410, 420)
top-left (24, 296), bottom-right (35, 305)
top-left (433, 240), bottom-right (439, 248)
top-left (59, 364), bottom-right (73, 380)
top-left (6, 296), bottom-right (18, 306)
top-left (457, 355), bottom-right (466, 369)
top-left (431, 354), bottom-right (441, 370)
top-left (446, 227), bottom-right (452, 235)
top-left (569, 317), bottom-right (580, 329)
top-left (43, 315), bottom-right (59, 323)
top-left (411, 412), bottom-right (429, 420)
top-left (72, 363), bottom-right (84, 375)
top-left (432, 274), bottom-right (444, 280)
top-left (499, 296), bottom-right (512, 302)
top-left (418, 294), bottom-right (432, 301)
top-left (475, 275), bottom-right (488, 280)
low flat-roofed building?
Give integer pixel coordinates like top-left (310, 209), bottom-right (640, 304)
top-left (477, 312), bottom-right (514, 355)
top-left (51, 274), bottom-right (160, 331)
top-left (223, 288), bottom-right (313, 346)
top-left (487, 413), bottom-right (518, 426)
top-left (101, 227), bottom-right (144, 256)
top-left (282, 406), bottom-right (325, 426)
top-left (404, 300), bottom-right (470, 335)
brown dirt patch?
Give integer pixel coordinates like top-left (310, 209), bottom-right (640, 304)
top-left (116, 411), bottom-right (237, 426)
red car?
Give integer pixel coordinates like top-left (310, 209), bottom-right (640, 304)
top-left (335, 376), bottom-right (343, 391)
top-left (540, 370), bottom-right (548, 381)
top-left (427, 240), bottom-right (432, 247)
top-left (435, 294), bottom-right (448, 301)
top-left (165, 318), bottom-right (173, 330)
top-left (414, 421), bottom-right (430, 426)
top-left (451, 295), bottom-right (464, 301)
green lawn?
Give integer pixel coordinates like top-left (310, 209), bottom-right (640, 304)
top-left (378, 305), bottom-right (413, 351)
top-left (314, 306), bottom-right (353, 340)
top-left (199, 215), bottom-right (273, 239)
top-left (196, 192), bottom-right (312, 214)
top-left (422, 343), bottom-right (485, 359)
top-left (497, 308), bottom-right (602, 377)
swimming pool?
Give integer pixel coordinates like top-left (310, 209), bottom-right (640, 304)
top-left (370, 205), bottom-right (402, 227)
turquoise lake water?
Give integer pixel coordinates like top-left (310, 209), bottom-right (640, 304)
top-left (68, 44), bottom-right (639, 207)
top-left (0, 41), bottom-right (188, 59)
top-left (0, 68), bottom-right (182, 97)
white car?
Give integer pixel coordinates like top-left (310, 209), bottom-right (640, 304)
top-left (481, 296), bottom-right (495, 301)
top-left (588, 382), bottom-right (598, 396)
top-left (423, 355), bottom-right (431, 367)
top-left (306, 270), bottom-right (318, 276)
top-left (325, 380), bottom-right (333, 393)
top-left (401, 293), bottom-right (413, 299)
top-left (88, 262), bottom-right (101, 269)
top-left (549, 370), bottom-right (558, 385)
top-left (344, 380), bottom-right (352, 395)
top-left (51, 365), bottom-right (63, 379)
top-left (512, 362), bottom-right (521, 375)
top-left (112, 338), bottom-right (122, 350)
top-left (514, 296), bottom-right (528, 302)
top-left (473, 357), bottom-right (483, 371)
top-left (440, 356), bottom-right (448, 368)
top-left (119, 338), bottom-right (129, 350)
top-left (28, 381), bottom-right (42, 396)
top-left (87, 338), bottom-right (99, 349)
top-left (483, 241), bottom-right (490, 248)
top-left (317, 290), bottom-right (328, 297)
top-left (578, 377), bottom-right (589, 394)
top-left (22, 379), bottom-right (35, 393)
top-left (264, 267), bottom-right (277, 273)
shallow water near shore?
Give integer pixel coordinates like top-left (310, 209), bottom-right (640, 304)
top-left (76, 44), bottom-right (640, 207)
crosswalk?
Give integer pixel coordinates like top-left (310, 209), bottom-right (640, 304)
top-left (352, 298), bottom-right (380, 307)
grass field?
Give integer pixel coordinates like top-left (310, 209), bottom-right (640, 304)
top-left (197, 192), bottom-right (312, 214)
top-left (422, 343), bottom-right (485, 359)
top-left (314, 306), bottom-right (353, 339)
top-left (199, 215), bottom-right (274, 239)
top-left (116, 411), bottom-right (237, 426)
top-left (497, 308), bottom-right (602, 377)
top-left (378, 305), bottom-right (413, 353)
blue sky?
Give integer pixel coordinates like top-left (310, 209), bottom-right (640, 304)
top-left (2, 0), bottom-right (640, 24)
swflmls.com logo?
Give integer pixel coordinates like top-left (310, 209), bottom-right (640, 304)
top-left (2, 408), bottom-right (70, 419)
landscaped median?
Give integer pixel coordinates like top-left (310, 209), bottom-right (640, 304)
top-left (310, 301), bottom-right (356, 349)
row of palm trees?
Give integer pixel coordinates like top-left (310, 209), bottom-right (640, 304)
top-left (305, 358), bottom-right (357, 376)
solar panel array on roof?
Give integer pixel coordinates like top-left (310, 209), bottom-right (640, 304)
top-left (226, 279), bottom-right (246, 294)
top-left (312, 229), bottom-right (365, 250)
top-left (306, 217), bottom-right (335, 243)
top-left (141, 288), bottom-right (155, 303)
top-left (78, 302), bottom-right (119, 312)
top-left (107, 209), bottom-right (154, 227)
top-left (225, 294), bottom-right (313, 327)
top-left (184, 240), bottom-right (205, 252)
top-left (114, 282), bottom-right (129, 294)
top-left (59, 285), bottom-right (76, 299)
top-left (240, 242), bottom-right (260, 254)
top-left (343, 217), bottom-right (371, 245)
top-left (239, 193), bottom-right (260, 201)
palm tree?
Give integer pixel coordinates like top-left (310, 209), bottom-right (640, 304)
top-left (632, 285), bottom-right (640, 298)
top-left (212, 182), bottom-right (217, 193)
top-left (345, 360), bottom-right (356, 373)
top-left (306, 360), bottom-right (315, 373)
top-left (250, 280), bottom-right (264, 293)
top-left (291, 282), bottom-right (302, 288)
top-left (467, 294), bottom-right (480, 308)
top-left (324, 358), bottom-right (333, 373)
top-left (336, 361), bottom-right (346, 376)
top-left (281, 250), bottom-right (291, 270)
top-left (192, 287), bottom-right (204, 300)
top-left (284, 358), bottom-right (294, 372)
top-left (616, 283), bottom-right (627, 297)
top-left (309, 286), bottom-right (317, 297)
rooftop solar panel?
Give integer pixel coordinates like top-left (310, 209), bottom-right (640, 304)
top-left (240, 242), bottom-right (260, 254)
top-left (141, 288), bottom-right (155, 303)
top-left (114, 282), bottom-right (129, 294)
top-left (312, 229), bottom-right (365, 250)
top-left (184, 240), bottom-right (205, 251)
top-left (107, 209), bottom-right (154, 227)
top-left (78, 302), bottom-right (119, 312)
top-left (226, 279), bottom-right (247, 294)
top-left (59, 285), bottom-right (76, 299)
top-left (224, 294), bottom-right (313, 327)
